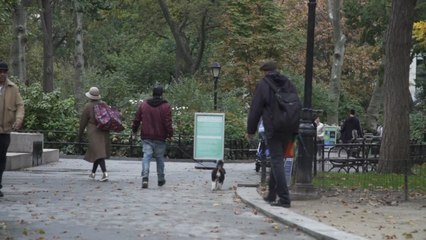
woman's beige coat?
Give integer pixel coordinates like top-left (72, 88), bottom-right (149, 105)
top-left (79, 100), bottom-right (110, 163)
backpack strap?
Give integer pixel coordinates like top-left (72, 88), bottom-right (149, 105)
top-left (264, 77), bottom-right (281, 93)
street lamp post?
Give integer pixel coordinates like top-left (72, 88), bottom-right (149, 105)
top-left (211, 62), bottom-right (221, 111)
top-left (292, 0), bottom-right (319, 200)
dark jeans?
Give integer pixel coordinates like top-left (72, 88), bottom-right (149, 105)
top-left (0, 134), bottom-right (11, 189)
top-left (266, 135), bottom-right (291, 204)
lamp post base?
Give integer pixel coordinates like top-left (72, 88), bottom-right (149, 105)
top-left (291, 183), bottom-right (320, 200)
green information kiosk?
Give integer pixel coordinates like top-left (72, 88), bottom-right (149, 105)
top-left (193, 113), bottom-right (225, 169)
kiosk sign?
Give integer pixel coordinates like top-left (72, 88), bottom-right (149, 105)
top-left (194, 113), bottom-right (225, 164)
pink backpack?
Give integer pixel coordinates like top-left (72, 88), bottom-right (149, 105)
top-left (94, 102), bottom-right (124, 132)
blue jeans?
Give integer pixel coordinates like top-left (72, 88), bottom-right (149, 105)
top-left (142, 140), bottom-right (166, 181)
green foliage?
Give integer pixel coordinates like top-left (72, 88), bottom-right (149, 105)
top-left (167, 76), bottom-right (247, 140)
top-left (20, 82), bottom-right (79, 144)
top-left (410, 112), bottom-right (426, 142)
top-left (344, 0), bottom-right (389, 45)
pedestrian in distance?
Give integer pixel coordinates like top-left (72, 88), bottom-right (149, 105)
top-left (246, 60), bottom-right (300, 208)
top-left (0, 61), bottom-right (25, 198)
top-left (314, 114), bottom-right (325, 156)
top-left (340, 109), bottom-right (363, 143)
top-left (78, 87), bottom-right (111, 182)
top-left (132, 85), bottom-right (173, 189)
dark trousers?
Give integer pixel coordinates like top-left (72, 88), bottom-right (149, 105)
top-left (267, 135), bottom-right (291, 204)
top-left (0, 134), bottom-right (11, 189)
top-left (92, 159), bottom-right (106, 173)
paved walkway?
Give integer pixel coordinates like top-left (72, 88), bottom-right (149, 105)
top-left (0, 158), bottom-right (365, 240)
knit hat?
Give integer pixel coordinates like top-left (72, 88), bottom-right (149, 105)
top-left (153, 86), bottom-right (163, 97)
top-left (260, 60), bottom-right (277, 71)
top-left (0, 62), bottom-right (8, 71)
top-left (85, 87), bottom-right (101, 100)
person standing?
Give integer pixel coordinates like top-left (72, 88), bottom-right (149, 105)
top-left (246, 60), bottom-right (299, 208)
top-left (132, 86), bottom-right (173, 189)
top-left (78, 87), bottom-right (111, 182)
top-left (0, 62), bottom-right (25, 197)
top-left (314, 115), bottom-right (325, 142)
top-left (340, 109), bottom-right (363, 143)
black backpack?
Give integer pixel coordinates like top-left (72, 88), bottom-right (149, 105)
top-left (264, 77), bottom-right (302, 134)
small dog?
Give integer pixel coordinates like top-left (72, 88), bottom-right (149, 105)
top-left (211, 160), bottom-right (226, 191)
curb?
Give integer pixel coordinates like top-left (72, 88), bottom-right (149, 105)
top-left (235, 186), bottom-right (367, 240)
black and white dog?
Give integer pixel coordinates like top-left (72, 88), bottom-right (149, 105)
top-left (211, 160), bottom-right (226, 191)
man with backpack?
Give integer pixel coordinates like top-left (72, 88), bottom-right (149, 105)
top-left (246, 60), bottom-right (301, 208)
top-left (132, 86), bottom-right (173, 189)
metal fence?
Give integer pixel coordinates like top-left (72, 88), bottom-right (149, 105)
top-left (312, 140), bottom-right (426, 200)
top-left (22, 130), bottom-right (257, 160)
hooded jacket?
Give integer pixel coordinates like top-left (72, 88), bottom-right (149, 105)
top-left (132, 97), bottom-right (173, 141)
top-left (247, 71), bottom-right (298, 139)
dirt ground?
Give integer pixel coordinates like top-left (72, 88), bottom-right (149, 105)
top-left (287, 188), bottom-right (426, 240)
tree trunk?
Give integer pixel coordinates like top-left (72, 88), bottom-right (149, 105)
top-left (379, 0), bottom-right (416, 173)
top-left (11, 1), bottom-right (28, 85)
top-left (39, 0), bottom-right (54, 93)
top-left (157, 0), bottom-right (207, 78)
top-left (74, 0), bottom-right (84, 111)
top-left (365, 74), bottom-right (384, 131)
top-left (327, 0), bottom-right (346, 125)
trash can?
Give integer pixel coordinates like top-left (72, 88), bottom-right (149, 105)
top-left (32, 141), bottom-right (43, 166)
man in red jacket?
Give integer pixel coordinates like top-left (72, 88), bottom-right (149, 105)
top-left (132, 86), bottom-right (173, 189)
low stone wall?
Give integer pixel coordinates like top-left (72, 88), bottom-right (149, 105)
top-left (5, 132), bottom-right (59, 170)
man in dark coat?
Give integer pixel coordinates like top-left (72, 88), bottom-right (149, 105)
top-left (246, 60), bottom-right (298, 208)
top-left (132, 86), bottom-right (173, 189)
top-left (340, 109), bottom-right (363, 143)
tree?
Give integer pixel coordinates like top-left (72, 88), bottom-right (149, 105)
top-left (379, 0), bottom-right (417, 173)
top-left (327, 0), bottom-right (346, 125)
top-left (11, 0), bottom-right (30, 85)
top-left (39, 0), bottom-right (54, 92)
top-left (157, 0), bottom-right (213, 78)
top-left (74, 0), bottom-right (84, 111)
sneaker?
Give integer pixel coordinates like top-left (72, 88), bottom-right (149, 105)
top-left (0, 190), bottom-right (3, 197)
top-left (270, 201), bottom-right (291, 208)
top-left (100, 172), bottom-right (108, 182)
top-left (142, 178), bottom-right (148, 188)
top-left (158, 180), bottom-right (166, 187)
top-left (89, 173), bottom-right (96, 180)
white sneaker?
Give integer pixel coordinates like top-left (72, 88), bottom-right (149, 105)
top-left (89, 173), bottom-right (96, 180)
top-left (100, 172), bottom-right (108, 182)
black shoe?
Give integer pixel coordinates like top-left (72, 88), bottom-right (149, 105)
top-left (0, 190), bottom-right (3, 197)
top-left (270, 201), bottom-right (291, 208)
top-left (158, 180), bottom-right (166, 187)
top-left (142, 177), bottom-right (148, 189)
top-left (263, 196), bottom-right (276, 203)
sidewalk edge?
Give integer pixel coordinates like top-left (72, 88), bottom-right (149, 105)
top-left (235, 186), bottom-right (367, 240)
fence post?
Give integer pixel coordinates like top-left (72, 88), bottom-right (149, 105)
top-left (404, 158), bottom-right (408, 201)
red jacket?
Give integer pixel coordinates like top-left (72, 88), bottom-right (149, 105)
top-left (132, 97), bottom-right (173, 141)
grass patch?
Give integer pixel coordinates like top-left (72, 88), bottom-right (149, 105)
top-left (313, 164), bottom-right (426, 193)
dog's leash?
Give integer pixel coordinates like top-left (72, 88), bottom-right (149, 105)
top-left (171, 144), bottom-right (218, 169)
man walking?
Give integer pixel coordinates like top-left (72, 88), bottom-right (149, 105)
top-left (246, 60), bottom-right (299, 208)
top-left (132, 86), bottom-right (173, 188)
top-left (340, 109), bottom-right (363, 143)
top-left (0, 62), bottom-right (25, 197)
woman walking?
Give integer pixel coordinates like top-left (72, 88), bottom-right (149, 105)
top-left (78, 87), bottom-right (111, 181)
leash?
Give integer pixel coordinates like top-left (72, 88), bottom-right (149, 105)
top-left (171, 144), bottom-right (217, 169)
